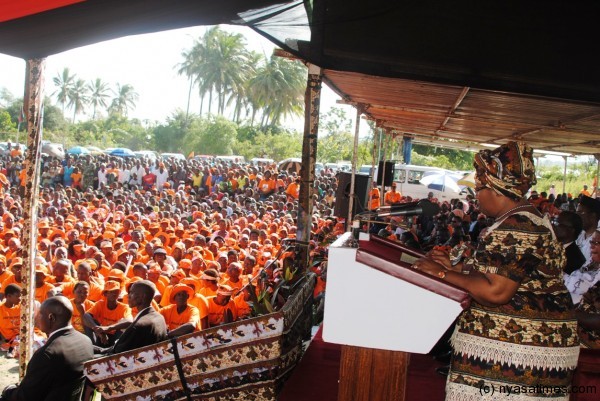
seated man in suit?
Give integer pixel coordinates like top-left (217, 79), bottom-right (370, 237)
top-left (96, 280), bottom-right (167, 355)
top-left (1, 296), bottom-right (94, 401)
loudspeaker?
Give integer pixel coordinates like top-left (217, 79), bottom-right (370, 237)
top-left (334, 172), bottom-right (371, 219)
top-left (377, 161), bottom-right (394, 186)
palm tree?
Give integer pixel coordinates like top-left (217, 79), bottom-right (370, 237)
top-left (188, 27), bottom-right (249, 117)
top-left (248, 55), bottom-right (305, 127)
top-left (175, 47), bottom-right (199, 121)
top-left (68, 78), bottom-right (89, 123)
top-left (87, 78), bottom-right (112, 119)
top-left (109, 83), bottom-right (139, 116)
top-left (52, 67), bottom-right (75, 116)
top-left (266, 57), bottom-right (306, 125)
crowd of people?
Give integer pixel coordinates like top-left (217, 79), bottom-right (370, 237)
top-left (1, 141), bottom-right (600, 400)
top-left (0, 151), bottom-right (340, 353)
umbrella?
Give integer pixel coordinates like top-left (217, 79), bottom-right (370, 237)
top-left (109, 148), bottom-right (136, 158)
top-left (420, 173), bottom-right (461, 193)
top-left (457, 171), bottom-right (476, 188)
top-left (67, 146), bottom-right (90, 155)
top-left (278, 158), bottom-right (302, 174)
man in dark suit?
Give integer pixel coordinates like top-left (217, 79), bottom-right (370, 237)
top-left (1, 296), bottom-right (94, 401)
top-left (554, 211), bottom-right (586, 274)
top-left (96, 280), bottom-right (167, 355)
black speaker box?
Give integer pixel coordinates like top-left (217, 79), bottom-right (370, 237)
top-left (334, 172), bottom-right (371, 219)
top-left (377, 160), bottom-right (394, 186)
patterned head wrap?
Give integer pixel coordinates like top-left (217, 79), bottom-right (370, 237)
top-left (473, 141), bottom-right (536, 200)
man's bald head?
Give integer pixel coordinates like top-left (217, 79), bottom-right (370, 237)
top-left (37, 296), bottom-right (73, 334)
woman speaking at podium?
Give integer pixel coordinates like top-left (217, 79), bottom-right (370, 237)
top-left (414, 141), bottom-right (579, 400)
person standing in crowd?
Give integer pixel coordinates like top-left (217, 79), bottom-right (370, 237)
top-left (0, 296), bottom-right (94, 401)
top-left (368, 182), bottom-right (381, 211)
top-left (413, 141), bottom-right (579, 401)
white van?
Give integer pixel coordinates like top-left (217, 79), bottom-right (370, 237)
top-left (392, 164), bottom-right (469, 201)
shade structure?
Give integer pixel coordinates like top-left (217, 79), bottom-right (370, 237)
top-left (109, 148), bottom-right (135, 158)
top-left (67, 146), bottom-right (90, 155)
top-left (420, 173), bottom-right (461, 193)
top-left (457, 172), bottom-right (476, 189)
top-left (278, 158), bottom-right (302, 174)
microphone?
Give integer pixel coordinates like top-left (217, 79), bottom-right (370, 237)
top-left (377, 199), bottom-right (440, 218)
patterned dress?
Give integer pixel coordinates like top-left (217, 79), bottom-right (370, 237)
top-left (446, 211), bottom-right (580, 400)
top-left (578, 280), bottom-right (600, 349)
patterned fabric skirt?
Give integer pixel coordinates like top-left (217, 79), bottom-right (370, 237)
top-left (445, 325), bottom-right (580, 400)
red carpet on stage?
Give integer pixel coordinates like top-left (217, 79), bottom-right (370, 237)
top-left (279, 326), bottom-right (447, 401)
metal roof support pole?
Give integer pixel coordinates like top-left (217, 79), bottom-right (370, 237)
top-left (562, 156), bottom-right (568, 195)
top-left (595, 155), bottom-right (600, 196)
top-left (380, 129), bottom-right (390, 197)
top-left (18, 58), bottom-right (45, 378)
top-left (347, 107), bottom-right (361, 231)
top-left (295, 64), bottom-right (321, 272)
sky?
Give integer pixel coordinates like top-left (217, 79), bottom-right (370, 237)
top-left (0, 24), bottom-right (365, 133)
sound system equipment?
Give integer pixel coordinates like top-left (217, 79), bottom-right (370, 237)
top-left (377, 161), bottom-right (395, 186)
top-left (334, 172), bottom-right (371, 219)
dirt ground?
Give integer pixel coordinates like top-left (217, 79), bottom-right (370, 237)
top-left (0, 352), bottom-right (19, 389)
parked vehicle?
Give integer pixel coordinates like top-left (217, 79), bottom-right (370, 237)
top-left (250, 157), bottom-right (275, 165)
top-left (86, 146), bottom-right (105, 156)
top-left (41, 141), bottom-right (65, 159)
top-left (392, 164), bottom-right (470, 201)
top-left (161, 152), bottom-right (186, 161)
top-left (134, 150), bottom-right (159, 162)
top-left (216, 155), bottom-right (246, 164)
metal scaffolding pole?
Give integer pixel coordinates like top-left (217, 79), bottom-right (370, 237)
top-left (295, 64), bottom-right (321, 271)
top-left (562, 156), bottom-right (568, 195)
top-left (347, 107), bottom-right (362, 230)
top-left (18, 58), bottom-right (45, 378)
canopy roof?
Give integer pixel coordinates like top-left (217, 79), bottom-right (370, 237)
top-left (1, 0), bottom-right (599, 154)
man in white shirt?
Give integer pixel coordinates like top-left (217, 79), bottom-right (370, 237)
top-left (155, 163), bottom-right (170, 191)
top-left (97, 164), bottom-right (107, 187)
top-left (575, 195), bottom-right (600, 266)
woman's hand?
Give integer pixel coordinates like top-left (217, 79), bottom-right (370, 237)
top-left (412, 257), bottom-right (446, 277)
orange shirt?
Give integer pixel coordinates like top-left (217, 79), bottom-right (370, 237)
top-left (0, 172), bottom-right (9, 194)
top-left (0, 270), bottom-right (13, 287)
top-left (0, 301), bottom-right (20, 341)
top-left (71, 172), bottom-right (82, 187)
top-left (70, 298), bottom-right (95, 333)
top-left (258, 178), bottom-right (276, 194)
top-left (19, 169), bottom-right (26, 187)
top-left (189, 294), bottom-right (209, 323)
top-left (87, 299), bottom-right (132, 327)
top-left (199, 286), bottom-right (218, 298)
top-left (233, 294), bottom-right (251, 320)
top-left (220, 278), bottom-right (244, 294)
top-left (369, 188), bottom-right (381, 210)
top-left (285, 182), bottom-right (300, 199)
top-left (159, 285), bottom-right (174, 308)
top-left (35, 282), bottom-right (55, 303)
top-left (207, 297), bottom-right (237, 327)
top-left (61, 281), bottom-right (104, 302)
top-left (384, 190), bottom-right (402, 205)
top-left (1, 276), bottom-right (19, 294)
top-left (160, 304), bottom-right (200, 331)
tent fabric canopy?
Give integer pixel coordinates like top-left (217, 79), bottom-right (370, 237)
top-left (1, 0), bottom-right (600, 153)
top-left (0, 0), bottom-right (282, 59)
